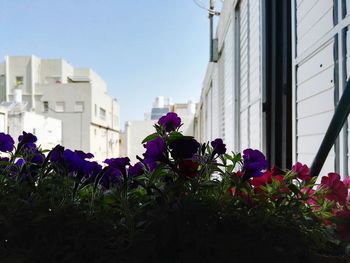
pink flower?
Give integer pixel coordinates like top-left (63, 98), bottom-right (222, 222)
top-left (343, 176), bottom-right (350, 188)
top-left (292, 162), bottom-right (311, 181)
top-left (250, 170), bottom-right (287, 193)
top-left (320, 173), bottom-right (348, 205)
top-left (301, 188), bottom-right (317, 206)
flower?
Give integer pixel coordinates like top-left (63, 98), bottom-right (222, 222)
top-left (211, 138), bottom-right (226, 156)
top-left (128, 162), bottom-right (144, 177)
top-left (250, 169), bottom-right (286, 193)
top-left (320, 173), bottom-right (348, 205)
top-left (169, 138), bottom-right (200, 160)
top-left (63, 149), bottom-right (83, 173)
top-left (75, 150), bottom-right (94, 159)
top-left (143, 137), bottom-right (165, 160)
top-left (292, 162), bottom-right (311, 181)
top-left (49, 145), bottom-right (65, 163)
top-left (100, 167), bottom-right (122, 189)
top-left (178, 159), bottom-right (199, 178)
top-left (301, 188), bottom-right (317, 206)
top-left (0, 133), bottom-right (14, 152)
top-left (242, 149), bottom-right (268, 179)
top-left (18, 131), bottom-right (37, 149)
top-left (30, 149), bottom-right (45, 164)
top-left (158, 112), bottom-right (181, 132)
top-left (104, 157), bottom-right (130, 176)
top-left (343, 176), bottom-right (350, 188)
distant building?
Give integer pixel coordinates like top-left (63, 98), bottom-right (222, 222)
top-left (121, 96), bottom-right (197, 163)
top-left (5, 102), bottom-right (62, 150)
top-left (0, 55), bottom-right (120, 162)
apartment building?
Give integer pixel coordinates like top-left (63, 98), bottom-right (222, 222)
top-left (196, 0), bottom-right (350, 177)
top-left (0, 55), bottom-right (120, 162)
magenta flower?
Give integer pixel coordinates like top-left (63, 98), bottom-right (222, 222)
top-left (242, 149), bottom-right (268, 179)
top-left (158, 112), bottom-right (181, 132)
top-left (343, 176), bottom-right (350, 188)
top-left (292, 162), bottom-right (311, 181)
top-left (320, 173), bottom-right (348, 205)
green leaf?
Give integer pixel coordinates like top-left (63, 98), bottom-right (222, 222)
top-left (288, 183), bottom-right (301, 195)
top-left (141, 133), bottom-right (159, 144)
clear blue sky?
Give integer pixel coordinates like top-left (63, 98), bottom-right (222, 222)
top-left (0, 0), bottom-right (218, 127)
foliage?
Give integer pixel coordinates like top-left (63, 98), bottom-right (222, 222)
top-left (0, 113), bottom-right (349, 262)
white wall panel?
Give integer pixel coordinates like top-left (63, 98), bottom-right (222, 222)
top-left (294, 0), bottom-right (338, 175)
top-left (205, 88), bottom-right (212, 141)
top-left (224, 21), bottom-right (234, 151)
top-left (238, 0), bottom-right (262, 151)
top-left (298, 41), bottom-right (334, 84)
top-left (239, 0), bottom-right (249, 150)
top-left (297, 65), bottom-right (333, 101)
top-left (297, 111), bottom-right (334, 136)
top-left (297, 0), bottom-right (333, 55)
top-left (212, 66), bottom-right (220, 140)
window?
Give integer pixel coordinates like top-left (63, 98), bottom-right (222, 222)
top-left (99, 107), bottom-right (106, 120)
top-left (56, 101), bottom-right (65, 112)
top-left (15, 76), bottom-right (23, 86)
top-left (43, 101), bottom-right (49, 112)
top-left (74, 101), bottom-right (84, 112)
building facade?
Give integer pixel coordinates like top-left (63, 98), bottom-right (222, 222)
top-left (196, 0), bottom-right (350, 178)
top-left (0, 56), bottom-right (120, 162)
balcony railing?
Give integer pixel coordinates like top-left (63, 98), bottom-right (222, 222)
top-left (310, 78), bottom-right (350, 177)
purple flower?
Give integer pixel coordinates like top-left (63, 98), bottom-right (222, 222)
top-left (63, 149), bottom-right (83, 172)
top-left (49, 145), bottom-right (65, 163)
top-left (75, 150), bottom-right (94, 159)
top-left (169, 138), bottom-right (200, 160)
top-left (100, 167), bottom-right (123, 189)
top-left (104, 157), bottom-right (130, 176)
top-left (211, 138), bottom-right (226, 156)
top-left (18, 131), bottom-right (37, 145)
top-left (128, 162), bottom-right (144, 177)
top-left (158, 112), bottom-right (181, 132)
top-left (0, 133), bottom-right (14, 152)
top-left (15, 158), bottom-right (25, 167)
top-left (242, 149), bottom-right (268, 179)
top-left (143, 137), bottom-right (166, 162)
top-left (30, 150), bottom-right (45, 164)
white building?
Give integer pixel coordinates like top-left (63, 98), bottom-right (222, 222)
top-left (0, 56), bottom-right (120, 162)
top-left (122, 97), bottom-right (197, 163)
top-left (196, 0), bottom-right (350, 178)
top-left (6, 104), bottom-right (62, 150)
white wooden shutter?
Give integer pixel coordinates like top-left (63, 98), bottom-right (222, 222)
top-left (293, 0), bottom-right (339, 176)
top-left (238, 0), bottom-right (262, 151)
top-left (224, 21), bottom-right (234, 151)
